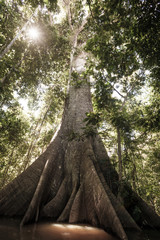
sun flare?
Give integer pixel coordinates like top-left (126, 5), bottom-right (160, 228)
top-left (27, 27), bottom-right (40, 40)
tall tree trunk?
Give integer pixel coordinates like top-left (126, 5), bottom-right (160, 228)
top-left (117, 127), bottom-right (124, 203)
top-left (0, 18), bottom-right (160, 240)
top-left (117, 127), bottom-right (122, 182)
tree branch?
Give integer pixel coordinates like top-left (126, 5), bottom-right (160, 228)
top-left (113, 85), bottom-right (126, 99)
top-left (63, 0), bottom-right (73, 30)
top-left (87, 0), bottom-right (94, 20)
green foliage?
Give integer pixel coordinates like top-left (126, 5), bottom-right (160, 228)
top-left (83, 125), bottom-right (97, 137)
top-left (84, 111), bottom-right (101, 127)
top-left (17, 0), bottom-right (58, 11)
top-left (0, 1), bottom-right (69, 102)
top-left (71, 71), bottom-right (88, 88)
top-left (86, 0), bottom-right (160, 212)
top-left (0, 0), bottom-right (68, 186)
top-left (67, 131), bottom-right (80, 141)
top-left (0, 107), bottom-right (29, 152)
top-left (0, 104), bottom-right (30, 186)
top-left (138, 95), bottom-right (160, 132)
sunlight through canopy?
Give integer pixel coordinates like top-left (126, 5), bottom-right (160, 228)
top-left (27, 27), bottom-right (40, 40)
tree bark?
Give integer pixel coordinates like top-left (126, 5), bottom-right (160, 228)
top-left (117, 127), bottom-right (122, 182)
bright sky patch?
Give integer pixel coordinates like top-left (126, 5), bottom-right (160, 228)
top-left (27, 27), bottom-right (40, 40)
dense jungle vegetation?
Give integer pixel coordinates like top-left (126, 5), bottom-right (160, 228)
top-left (0, 0), bottom-right (160, 216)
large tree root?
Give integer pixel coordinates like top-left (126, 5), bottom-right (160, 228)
top-left (0, 130), bottom-right (62, 216)
top-left (122, 184), bottom-right (160, 228)
top-left (0, 135), bottom-right (160, 240)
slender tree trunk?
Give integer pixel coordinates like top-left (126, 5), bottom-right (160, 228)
top-left (131, 161), bottom-right (137, 191)
top-left (0, 22), bottom-right (29, 60)
top-left (117, 127), bottom-right (124, 203)
top-left (117, 127), bottom-right (122, 182)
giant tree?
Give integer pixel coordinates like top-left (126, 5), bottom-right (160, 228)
top-left (0, 1), bottom-right (160, 240)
